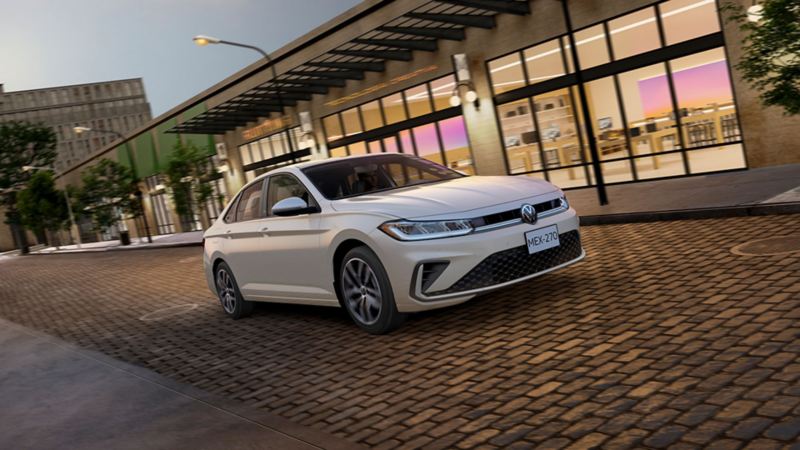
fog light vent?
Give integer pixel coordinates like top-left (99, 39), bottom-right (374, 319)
top-left (421, 262), bottom-right (449, 293)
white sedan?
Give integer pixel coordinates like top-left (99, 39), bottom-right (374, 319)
top-left (203, 153), bottom-right (584, 334)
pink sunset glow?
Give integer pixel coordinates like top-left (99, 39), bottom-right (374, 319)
top-left (638, 60), bottom-right (732, 117)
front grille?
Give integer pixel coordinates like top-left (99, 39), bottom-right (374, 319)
top-left (470, 198), bottom-right (564, 229)
top-left (425, 230), bottom-right (582, 296)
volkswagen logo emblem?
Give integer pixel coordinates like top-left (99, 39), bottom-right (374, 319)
top-left (520, 204), bottom-right (537, 225)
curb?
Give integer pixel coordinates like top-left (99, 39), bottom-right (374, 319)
top-left (580, 202), bottom-right (800, 226)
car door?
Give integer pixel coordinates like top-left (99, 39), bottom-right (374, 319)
top-left (221, 178), bottom-right (268, 297)
top-left (245, 173), bottom-right (332, 304)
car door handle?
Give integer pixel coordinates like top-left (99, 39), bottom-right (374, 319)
top-left (225, 230), bottom-right (232, 238)
top-left (260, 226), bottom-right (270, 235)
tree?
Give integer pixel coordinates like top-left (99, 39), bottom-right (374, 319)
top-left (724, 0), bottom-right (800, 115)
top-left (16, 170), bottom-right (68, 246)
top-left (164, 141), bottom-right (218, 230)
top-left (79, 159), bottom-right (139, 236)
top-left (0, 121), bottom-right (57, 254)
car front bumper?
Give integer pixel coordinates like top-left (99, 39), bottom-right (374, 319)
top-left (370, 207), bottom-right (584, 312)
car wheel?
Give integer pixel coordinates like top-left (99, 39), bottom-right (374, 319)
top-left (215, 262), bottom-right (254, 320)
top-left (339, 246), bottom-right (405, 334)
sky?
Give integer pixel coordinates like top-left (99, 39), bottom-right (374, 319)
top-left (0, 0), bottom-right (362, 115)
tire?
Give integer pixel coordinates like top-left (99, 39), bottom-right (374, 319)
top-left (214, 261), bottom-right (254, 320)
top-left (339, 246), bottom-right (405, 334)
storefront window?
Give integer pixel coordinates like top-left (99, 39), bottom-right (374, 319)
top-left (348, 141), bottom-right (367, 156)
top-left (399, 130), bottom-right (415, 154)
top-left (439, 116), bottom-right (473, 174)
top-left (534, 88), bottom-right (583, 172)
top-left (573, 24), bottom-right (610, 69)
top-left (323, 115), bottom-right (343, 142)
top-left (383, 92), bottom-right (406, 124)
top-left (618, 63), bottom-right (680, 153)
top-left (524, 39), bottom-right (566, 84)
top-left (609, 7), bottom-right (661, 60)
top-left (659, 0), bottom-right (720, 45)
top-left (671, 48), bottom-right (739, 148)
top-left (341, 107), bottom-right (362, 136)
top-left (430, 75), bottom-right (456, 111)
top-left (361, 100), bottom-right (383, 131)
top-left (499, 99), bottom-right (541, 174)
top-left (489, 53), bottom-right (525, 94)
top-left (329, 147), bottom-right (347, 158)
top-left (585, 76), bottom-right (630, 161)
top-left (405, 84), bottom-right (432, 118)
top-left (240, 144), bottom-right (253, 166)
top-left (412, 123), bottom-right (441, 164)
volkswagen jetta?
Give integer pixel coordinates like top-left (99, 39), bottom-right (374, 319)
top-left (204, 153), bottom-right (584, 334)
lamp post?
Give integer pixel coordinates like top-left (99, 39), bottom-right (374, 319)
top-left (22, 165), bottom-right (81, 249)
top-left (73, 126), bottom-right (152, 243)
top-left (192, 35), bottom-right (296, 159)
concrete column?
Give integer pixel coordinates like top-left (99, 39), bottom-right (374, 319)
top-left (460, 54), bottom-right (506, 176)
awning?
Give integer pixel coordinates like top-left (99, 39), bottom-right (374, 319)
top-left (169, 0), bottom-right (530, 135)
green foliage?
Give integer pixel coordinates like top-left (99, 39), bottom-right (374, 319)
top-left (0, 121), bottom-right (57, 223)
top-left (16, 171), bottom-right (68, 236)
top-left (723, 0), bottom-right (800, 115)
top-left (164, 141), bottom-right (215, 219)
top-left (79, 159), bottom-right (139, 231)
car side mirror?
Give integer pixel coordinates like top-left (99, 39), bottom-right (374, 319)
top-left (271, 196), bottom-right (317, 217)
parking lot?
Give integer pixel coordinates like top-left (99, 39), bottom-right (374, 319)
top-left (1, 215), bottom-right (799, 449)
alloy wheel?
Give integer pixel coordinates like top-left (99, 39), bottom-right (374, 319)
top-left (216, 268), bottom-right (237, 314)
top-left (342, 257), bottom-right (382, 325)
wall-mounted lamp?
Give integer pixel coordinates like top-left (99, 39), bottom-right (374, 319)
top-left (747, 2), bottom-right (763, 22)
top-left (449, 54), bottom-right (480, 109)
top-left (298, 111), bottom-right (317, 150)
top-left (216, 164), bottom-right (230, 173)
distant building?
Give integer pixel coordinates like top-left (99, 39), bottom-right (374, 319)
top-left (0, 79), bottom-right (152, 172)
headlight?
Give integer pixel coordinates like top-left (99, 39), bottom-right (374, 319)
top-left (379, 219), bottom-right (473, 241)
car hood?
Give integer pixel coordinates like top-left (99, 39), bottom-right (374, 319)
top-left (329, 176), bottom-right (558, 220)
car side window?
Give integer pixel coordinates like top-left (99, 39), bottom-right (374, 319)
top-left (266, 174), bottom-right (314, 215)
top-left (222, 195), bottom-right (239, 223)
top-left (235, 180), bottom-right (265, 222)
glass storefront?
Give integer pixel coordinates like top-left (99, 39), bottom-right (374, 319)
top-left (322, 74), bottom-right (475, 173)
top-left (238, 126), bottom-right (310, 182)
top-left (489, 0), bottom-right (744, 187)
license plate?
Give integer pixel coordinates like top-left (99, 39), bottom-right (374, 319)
top-left (525, 225), bottom-right (560, 254)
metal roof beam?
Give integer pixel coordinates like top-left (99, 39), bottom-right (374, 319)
top-left (405, 12), bottom-right (495, 28)
top-left (378, 26), bottom-right (465, 41)
top-left (330, 49), bottom-right (412, 61)
top-left (282, 77), bottom-right (347, 87)
top-left (307, 61), bottom-right (385, 72)
top-left (255, 85), bottom-right (328, 95)
top-left (241, 92), bottom-right (313, 101)
top-left (352, 38), bottom-right (437, 51)
top-left (435, 0), bottom-right (529, 15)
top-left (289, 70), bottom-right (365, 80)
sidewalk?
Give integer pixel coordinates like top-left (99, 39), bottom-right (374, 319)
top-left (30, 230), bottom-right (204, 254)
top-left (568, 164), bottom-right (800, 223)
top-left (0, 318), bottom-right (359, 450)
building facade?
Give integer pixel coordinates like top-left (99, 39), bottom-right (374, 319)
top-left (0, 79), bottom-right (152, 250)
top-left (0, 79), bottom-right (152, 172)
top-left (5, 0), bottom-right (798, 250)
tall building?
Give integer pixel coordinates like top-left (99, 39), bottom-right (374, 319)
top-left (0, 79), bottom-right (152, 172)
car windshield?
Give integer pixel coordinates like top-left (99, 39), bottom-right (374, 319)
top-left (302, 154), bottom-right (465, 200)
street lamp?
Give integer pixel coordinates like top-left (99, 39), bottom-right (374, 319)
top-left (73, 126), bottom-right (152, 243)
top-left (22, 165), bottom-right (81, 249)
top-left (192, 34), bottom-right (296, 158)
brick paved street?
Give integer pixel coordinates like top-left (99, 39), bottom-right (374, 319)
top-left (1, 215), bottom-right (799, 449)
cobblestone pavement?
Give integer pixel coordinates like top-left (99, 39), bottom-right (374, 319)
top-left (1, 215), bottom-right (799, 449)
